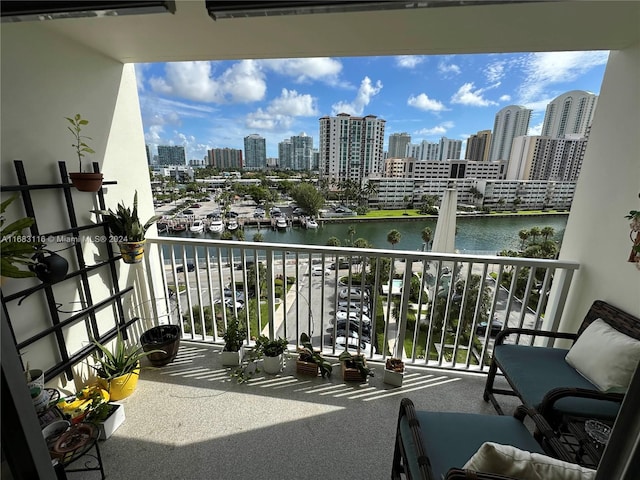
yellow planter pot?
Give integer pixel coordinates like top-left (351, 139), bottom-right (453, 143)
top-left (99, 367), bottom-right (140, 401)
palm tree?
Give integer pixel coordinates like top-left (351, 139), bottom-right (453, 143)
top-left (347, 225), bottom-right (356, 246)
top-left (387, 229), bottom-right (401, 249)
top-left (421, 226), bottom-right (433, 251)
top-left (326, 236), bottom-right (341, 261)
top-left (541, 226), bottom-right (555, 241)
top-left (518, 229), bottom-right (530, 250)
top-left (253, 232), bottom-right (264, 242)
top-left (362, 181), bottom-right (378, 207)
top-left (528, 227), bottom-right (541, 243)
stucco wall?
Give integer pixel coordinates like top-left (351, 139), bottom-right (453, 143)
top-left (1, 24), bottom-right (156, 390)
top-left (558, 43), bottom-right (640, 329)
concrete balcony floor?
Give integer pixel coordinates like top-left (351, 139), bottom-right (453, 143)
top-left (95, 342), bottom-right (521, 480)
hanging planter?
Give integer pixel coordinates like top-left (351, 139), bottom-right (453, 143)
top-left (92, 191), bottom-right (160, 264)
top-left (118, 240), bottom-right (146, 264)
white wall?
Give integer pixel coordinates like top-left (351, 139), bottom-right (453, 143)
top-left (1, 24), bottom-right (156, 390)
top-left (558, 44), bottom-right (640, 330)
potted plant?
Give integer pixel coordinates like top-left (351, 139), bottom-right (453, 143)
top-left (139, 324), bottom-right (181, 367)
top-left (66, 113), bottom-right (103, 192)
top-left (92, 191), bottom-right (161, 264)
top-left (256, 335), bottom-right (288, 374)
top-left (339, 350), bottom-right (374, 382)
top-left (625, 209), bottom-right (640, 265)
top-left (221, 317), bottom-right (246, 366)
top-left (1, 195), bottom-right (47, 280)
top-left (383, 357), bottom-right (405, 386)
top-left (91, 330), bottom-right (164, 401)
top-left (296, 333), bottom-right (332, 378)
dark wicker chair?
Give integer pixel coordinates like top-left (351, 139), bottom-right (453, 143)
top-left (483, 300), bottom-right (639, 426)
top-left (391, 398), bottom-right (571, 480)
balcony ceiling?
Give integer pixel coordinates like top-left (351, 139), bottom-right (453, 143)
top-left (3, 1), bottom-right (640, 63)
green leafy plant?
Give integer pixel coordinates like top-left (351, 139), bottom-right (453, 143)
top-left (339, 350), bottom-right (374, 378)
top-left (385, 357), bottom-right (405, 373)
top-left (91, 330), bottom-right (164, 380)
top-left (222, 317), bottom-right (246, 352)
top-left (92, 191), bottom-right (160, 242)
top-left (298, 333), bottom-right (332, 378)
top-left (256, 335), bottom-right (288, 357)
top-left (1, 195), bottom-right (46, 278)
top-left (65, 113), bottom-right (96, 172)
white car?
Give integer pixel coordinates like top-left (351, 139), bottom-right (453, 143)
top-left (335, 311), bottom-right (371, 324)
top-left (334, 336), bottom-right (372, 357)
top-left (339, 287), bottom-right (369, 300)
top-left (337, 304), bottom-right (370, 316)
top-left (311, 265), bottom-right (331, 276)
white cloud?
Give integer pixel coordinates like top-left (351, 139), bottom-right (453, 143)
top-left (149, 60), bottom-right (266, 104)
top-left (246, 89), bottom-right (318, 131)
top-left (529, 121), bottom-right (544, 136)
top-left (396, 56), bottom-right (426, 69)
top-left (259, 58), bottom-right (343, 84)
top-left (415, 121), bottom-right (454, 137)
top-left (499, 94), bottom-right (511, 102)
top-left (438, 62), bottom-right (461, 76)
top-left (450, 82), bottom-right (498, 107)
top-left (484, 61), bottom-right (506, 83)
top-left (518, 51), bottom-right (609, 104)
top-left (407, 93), bottom-right (447, 112)
top-left (331, 77), bottom-right (382, 116)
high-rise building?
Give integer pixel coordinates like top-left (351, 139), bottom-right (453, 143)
top-left (208, 148), bottom-right (243, 169)
top-left (407, 140), bottom-right (440, 160)
top-left (157, 145), bottom-right (185, 165)
top-left (465, 130), bottom-right (492, 161)
top-left (488, 105), bottom-right (532, 162)
top-left (541, 90), bottom-right (598, 138)
top-left (508, 133), bottom-right (589, 182)
top-left (438, 137), bottom-right (462, 160)
top-left (243, 134), bottom-right (266, 170)
top-left (388, 132), bottom-right (411, 158)
top-left (319, 113), bottom-right (386, 185)
top-left (280, 133), bottom-right (313, 170)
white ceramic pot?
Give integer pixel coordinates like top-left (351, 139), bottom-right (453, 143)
top-left (263, 354), bottom-right (283, 374)
top-left (221, 345), bottom-right (244, 366)
top-left (383, 368), bottom-right (404, 387)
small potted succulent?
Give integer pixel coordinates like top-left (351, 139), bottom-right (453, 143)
top-left (66, 113), bottom-right (103, 192)
top-left (296, 333), bottom-right (332, 378)
top-left (383, 357), bottom-right (405, 386)
top-left (92, 191), bottom-right (160, 264)
top-left (221, 317), bottom-right (246, 366)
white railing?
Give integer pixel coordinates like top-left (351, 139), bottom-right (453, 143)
top-left (143, 236), bottom-right (579, 373)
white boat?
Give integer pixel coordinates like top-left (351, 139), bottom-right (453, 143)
top-left (227, 219), bottom-right (239, 231)
top-left (189, 220), bottom-right (204, 234)
top-left (276, 217), bottom-right (288, 230)
top-left (306, 219), bottom-right (318, 229)
top-left (209, 219), bottom-right (224, 233)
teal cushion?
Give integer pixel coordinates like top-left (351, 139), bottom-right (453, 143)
top-left (495, 345), bottom-right (621, 420)
top-left (400, 412), bottom-right (545, 480)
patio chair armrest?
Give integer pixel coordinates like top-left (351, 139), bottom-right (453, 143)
top-left (521, 407), bottom-right (576, 463)
top-left (539, 387), bottom-right (625, 419)
top-left (495, 328), bottom-right (578, 346)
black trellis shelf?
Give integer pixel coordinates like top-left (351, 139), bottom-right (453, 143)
top-left (1, 160), bottom-right (136, 382)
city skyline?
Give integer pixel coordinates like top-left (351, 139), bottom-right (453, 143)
top-left (136, 51), bottom-right (608, 161)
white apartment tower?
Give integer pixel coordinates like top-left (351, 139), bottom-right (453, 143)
top-left (439, 137), bottom-right (462, 160)
top-left (489, 105), bottom-right (532, 162)
top-left (243, 134), bottom-right (266, 170)
top-left (541, 90), bottom-right (598, 138)
top-left (388, 132), bottom-right (411, 158)
top-left (319, 113), bottom-right (386, 185)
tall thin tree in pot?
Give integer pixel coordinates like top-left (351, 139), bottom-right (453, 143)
top-left (66, 113), bottom-right (103, 192)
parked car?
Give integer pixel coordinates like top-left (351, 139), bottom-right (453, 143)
top-left (223, 288), bottom-right (244, 301)
top-left (339, 287), bottom-right (369, 300)
top-left (183, 209), bottom-right (194, 215)
top-left (176, 262), bottom-right (195, 273)
top-left (330, 260), bottom-right (351, 270)
top-left (335, 311), bottom-right (371, 324)
top-left (191, 203), bottom-right (201, 208)
top-left (253, 211), bottom-right (265, 218)
top-left (331, 328), bottom-right (372, 344)
top-left (335, 319), bottom-right (371, 335)
top-left (311, 265), bottom-right (331, 276)
top-left (337, 303), bottom-right (370, 316)
top-left (476, 319), bottom-right (504, 337)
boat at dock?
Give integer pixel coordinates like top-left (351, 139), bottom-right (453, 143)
top-left (306, 218), bottom-right (318, 229)
top-left (209, 218), bottom-right (224, 233)
top-left (227, 219), bottom-right (239, 231)
top-left (276, 217), bottom-right (288, 230)
top-left (189, 220), bottom-right (205, 234)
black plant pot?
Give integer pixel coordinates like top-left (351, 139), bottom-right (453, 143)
top-left (140, 325), bottom-right (181, 367)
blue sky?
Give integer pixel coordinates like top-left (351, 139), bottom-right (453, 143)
top-left (135, 51), bottom-right (609, 161)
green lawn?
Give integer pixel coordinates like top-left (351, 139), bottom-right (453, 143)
top-left (403, 328), bottom-right (480, 365)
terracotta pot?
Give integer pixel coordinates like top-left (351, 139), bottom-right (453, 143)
top-left (118, 240), bottom-right (146, 264)
top-left (69, 172), bottom-right (103, 192)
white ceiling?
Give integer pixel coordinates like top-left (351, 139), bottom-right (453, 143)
top-left (3, 1), bottom-right (639, 63)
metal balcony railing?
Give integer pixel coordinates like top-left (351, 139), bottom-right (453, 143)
top-left (143, 236), bottom-right (579, 373)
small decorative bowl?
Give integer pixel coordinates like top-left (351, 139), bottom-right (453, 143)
top-left (584, 419), bottom-right (611, 445)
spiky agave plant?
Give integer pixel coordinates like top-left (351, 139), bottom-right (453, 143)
top-left (93, 191), bottom-right (160, 242)
top-left (91, 330), bottom-right (164, 380)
